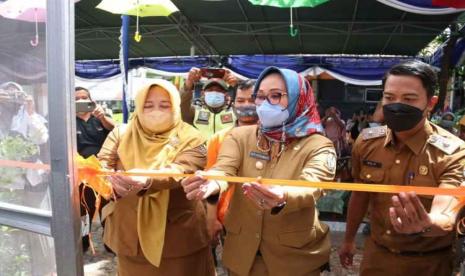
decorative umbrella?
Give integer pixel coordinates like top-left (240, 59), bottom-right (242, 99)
top-left (96, 0), bottom-right (179, 42)
top-left (0, 0), bottom-right (46, 46)
top-left (248, 0), bottom-right (330, 37)
top-left (0, 0), bottom-right (80, 46)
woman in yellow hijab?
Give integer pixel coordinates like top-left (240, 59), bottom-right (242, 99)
top-left (98, 79), bottom-right (215, 275)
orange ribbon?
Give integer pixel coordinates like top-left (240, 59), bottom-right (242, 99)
top-left (0, 159), bottom-right (50, 171)
top-left (84, 169), bottom-right (465, 197)
top-left (3, 157), bottom-right (465, 198)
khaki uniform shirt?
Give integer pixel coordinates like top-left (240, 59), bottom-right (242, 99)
top-left (212, 125), bottom-right (337, 276)
top-left (98, 126), bottom-right (209, 259)
top-left (352, 121), bottom-right (465, 253)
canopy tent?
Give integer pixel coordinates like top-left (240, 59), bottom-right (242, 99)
top-left (75, 0), bottom-right (463, 59)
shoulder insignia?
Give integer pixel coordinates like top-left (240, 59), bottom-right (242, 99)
top-left (220, 113), bottom-right (234, 124)
top-left (427, 134), bottom-right (462, 155)
top-left (362, 126), bottom-right (387, 141)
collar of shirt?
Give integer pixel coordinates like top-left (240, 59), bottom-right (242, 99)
top-left (383, 120), bottom-right (433, 155)
top-left (76, 114), bottom-right (96, 123)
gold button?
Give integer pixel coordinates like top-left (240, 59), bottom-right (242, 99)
top-left (366, 174), bottom-right (372, 179)
top-left (255, 233), bottom-right (260, 239)
top-left (386, 230), bottom-right (391, 235)
top-left (255, 161), bottom-right (263, 170)
top-left (395, 160), bottom-right (400, 164)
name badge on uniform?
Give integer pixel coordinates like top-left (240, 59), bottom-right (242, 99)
top-left (250, 151), bottom-right (270, 161)
top-left (363, 159), bottom-right (382, 168)
top-left (196, 111), bottom-right (210, 125)
top-left (221, 113), bottom-right (233, 124)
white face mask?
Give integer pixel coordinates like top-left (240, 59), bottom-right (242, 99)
top-left (139, 110), bottom-right (174, 134)
top-left (204, 91), bottom-right (225, 108)
top-left (256, 100), bottom-right (289, 128)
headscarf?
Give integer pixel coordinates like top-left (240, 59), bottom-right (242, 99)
top-left (439, 112), bottom-right (456, 131)
top-left (253, 66), bottom-right (323, 142)
top-left (117, 79), bottom-right (205, 267)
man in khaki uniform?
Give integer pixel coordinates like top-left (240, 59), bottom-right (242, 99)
top-left (339, 60), bottom-right (465, 276)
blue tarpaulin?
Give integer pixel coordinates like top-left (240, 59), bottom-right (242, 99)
top-left (430, 38), bottom-right (465, 68)
top-left (75, 57), bottom-right (218, 79)
top-left (75, 55), bottom-right (415, 85)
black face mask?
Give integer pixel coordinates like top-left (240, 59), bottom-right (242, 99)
top-left (383, 103), bottom-right (425, 132)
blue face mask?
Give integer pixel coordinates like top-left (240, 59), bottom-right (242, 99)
top-left (204, 91), bottom-right (225, 108)
top-left (257, 100), bottom-right (289, 128)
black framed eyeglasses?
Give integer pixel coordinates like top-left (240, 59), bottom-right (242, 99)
top-left (253, 91), bottom-right (288, 105)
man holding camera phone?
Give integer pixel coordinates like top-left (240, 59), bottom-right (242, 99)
top-left (181, 67), bottom-right (238, 139)
top-left (75, 86), bottom-right (115, 253)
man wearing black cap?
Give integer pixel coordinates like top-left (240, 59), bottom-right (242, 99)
top-left (181, 68), bottom-right (238, 139)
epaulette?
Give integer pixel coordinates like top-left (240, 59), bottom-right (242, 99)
top-left (427, 134), bottom-right (463, 155)
top-left (362, 126), bottom-right (387, 141)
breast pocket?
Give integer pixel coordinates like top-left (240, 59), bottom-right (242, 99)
top-left (359, 168), bottom-right (385, 184)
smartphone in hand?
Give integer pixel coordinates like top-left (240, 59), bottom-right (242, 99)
top-left (76, 101), bottom-right (96, 113)
top-left (200, 68), bottom-right (225, 79)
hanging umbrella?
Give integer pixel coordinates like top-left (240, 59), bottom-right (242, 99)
top-left (248, 0), bottom-right (330, 37)
top-left (0, 0), bottom-right (46, 46)
top-left (96, 0), bottom-right (179, 42)
top-left (0, 0), bottom-right (80, 46)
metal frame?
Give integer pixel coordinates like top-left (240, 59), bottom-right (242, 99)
top-left (46, 0), bottom-right (83, 275)
top-left (0, 1), bottom-right (82, 275)
top-left (168, 13), bottom-right (220, 62)
top-left (0, 202), bottom-right (51, 236)
top-left (75, 21), bottom-right (448, 40)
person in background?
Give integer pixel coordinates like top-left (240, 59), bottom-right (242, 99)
top-left (339, 60), bottom-right (465, 276)
top-left (98, 80), bottom-right (214, 275)
top-left (180, 68), bottom-right (238, 139)
top-left (182, 66), bottom-right (336, 276)
top-left (75, 86), bottom-right (115, 252)
top-left (347, 109), bottom-right (368, 141)
top-left (322, 106), bottom-right (346, 156)
top-left (0, 81), bottom-right (53, 275)
top-left (438, 112), bottom-right (457, 135)
top-left (366, 101), bottom-right (384, 128)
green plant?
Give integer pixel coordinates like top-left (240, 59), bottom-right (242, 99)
top-left (0, 136), bottom-right (38, 187)
top-left (0, 226), bottom-right (31, 276)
